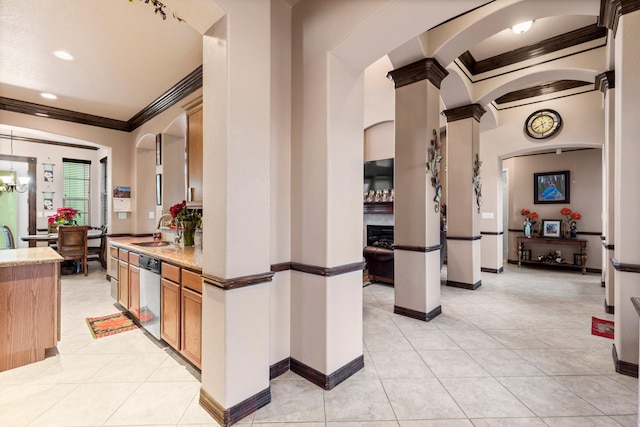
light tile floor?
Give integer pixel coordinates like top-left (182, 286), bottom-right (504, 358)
top-left (0, 264), bottom-right (637, 426)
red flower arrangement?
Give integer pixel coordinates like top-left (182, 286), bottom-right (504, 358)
top-left (560, 207), bottom-right (581, 222)
top-left (48, 207), bottom-right (80, 225)
top-left (520, 208), bottom-right (538, 222)
top-left (169, 200), bottom-right (201, 227)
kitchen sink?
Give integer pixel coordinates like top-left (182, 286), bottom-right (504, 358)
top-left (134, 241), bottom-right (172, 247)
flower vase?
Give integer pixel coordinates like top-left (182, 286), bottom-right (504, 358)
top-left (181, 220), bottom-right (196, 247)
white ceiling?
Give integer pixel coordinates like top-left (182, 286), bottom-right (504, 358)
top-left (0, 0), bottom-right (203, 121)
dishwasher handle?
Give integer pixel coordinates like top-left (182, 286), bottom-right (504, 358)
top-left (138, 254), bottom-right (162, 274)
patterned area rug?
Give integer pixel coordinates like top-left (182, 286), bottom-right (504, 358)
top-left (591, 316), bottom-right (614, 339)
top-left (86, 312), bottom-right (139, 339)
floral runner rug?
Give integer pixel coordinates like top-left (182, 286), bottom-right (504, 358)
top-left (591, 316), bottom-right (614, 339)
top-left (86, 312), bottom-right (139, 339)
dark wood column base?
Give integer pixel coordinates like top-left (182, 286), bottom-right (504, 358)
top-left (481, 267), bottom-right (503, 274)
top-left (394, 304), bottom-right (442, 321)
top-left (612, 343), bottom-right (639, 378)
top-left (446, 280), bottom-right (481, 290)
top-left (604, 298), bottom-right (614, 314)
top-left (270, 357), bottom-right (290, 380)
top-left (200, 386), bottom-right (270, 427)
top-left (290, 355), bottom-right (364, 390)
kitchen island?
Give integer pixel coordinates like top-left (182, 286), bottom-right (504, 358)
top-left (0, 247), bottom-right (63, 372)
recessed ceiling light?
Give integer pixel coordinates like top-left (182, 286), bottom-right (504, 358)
top-left (35, 113), bottom-right (50, 117)
top-left (511, 20), bottom-right (533, 34)
top-left (41, 93), bottom-right (57, 100)
top-left (54, 50), bottom-right (73, 60)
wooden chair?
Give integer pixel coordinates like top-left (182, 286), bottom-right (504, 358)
top-left (57, 225), bottom-right (89, 275)
top-left (87, 225), bottom-right (107, 269)
top-left (2, 225), bottom-right (15, 249)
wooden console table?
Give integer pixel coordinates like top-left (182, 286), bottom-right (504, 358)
top-left (516, 236), bottom-right (587, 274)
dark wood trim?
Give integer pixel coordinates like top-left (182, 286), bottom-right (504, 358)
top-left (0, 154), bottom-right (37, 246)
top-left (447, 280), bottom-right (482, 290)
top-left (430, 1), bottom-right (495, 30)
top-left (0, 133), bottom-right (99, 151)
top-left (290, 355), bottom-right (364, 390)
top-left (603, 242), bottom-right (615, 250)
top-left (612, 343), bottom-right (639, 378)
top-left (595, 70), bottom-right (616, 93)
top-left (128, 65), bottom-right (203, 130)
top-left (605, 298), bottom-right (615, 314)
top-left (394, 304), bottom-right (442, 321)
top-left (202, 271), bottom-right (274, 290)
top-left (495, 80), bottom-right (592, 105)
top-left (631, 297), bottom-right (640, 317)
top-left (270, 357), bottom-right (290, 380)
top-left (0, 66), bottom-right (203, 132)
top-left (363, 202), bottom-right (393, 214)
top-left (601, 235), bottom-right (606, 240)
top-left (480, 231), bottom-right (504, 236)
top-left (290, 261), bottom-right (365, 277)
top-left (271, 262), bottom-right (292, 273)
top-left (441, 104), bottom-right (486, 122)
top-left (507, 259), bottom-right (602, 274)
top-left (461, 24), bottom-right (606, 75)
top-left (446, 235), bottom-right (482, 241)
top-left (602, 280), bottom-right (605, 288)
top-left (611, 258), bottom-right (640, 273)
top-left (393, 244), bottom-right (441, 253)
top-left (578, 231), bottom-right (603, 236)
top-left (481, 267), bottom-right (504, 274)
top-left (599, 0), bottom-right (640, 35)
top-left (387, 58), bottom-right (448, 89)
top-left (200, 386), bottom-right (270, 427)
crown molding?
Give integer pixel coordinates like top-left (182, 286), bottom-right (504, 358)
top-left (495, 80), bottom-right (592, 104)
top-left (599, 0), bottom-right (640, 35)
top-left (0, 65), bottom-right (203, 133)
top-left (595, 70), bottom-right (616, 93)
top-left (441, 104), bottom-right (486, 122)
top-left (387, 58), bottom-right (449, 90)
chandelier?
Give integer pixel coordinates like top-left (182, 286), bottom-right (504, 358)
top-left (1, 131), bottom-right (29, 194)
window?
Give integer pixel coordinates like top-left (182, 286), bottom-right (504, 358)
top-left (63, 158), bottom-right (91, 225)
top-left (100, 157), bottom-right (107, 227)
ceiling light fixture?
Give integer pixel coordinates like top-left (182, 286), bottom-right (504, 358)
top-left (1, 131), bottom-right (30, 194)
top-left (511, 20), bottom-right (533, 34)
top-left (54, 51), bottom-right (74, 60)
top-left (41, 93), bottom-right (57, 100)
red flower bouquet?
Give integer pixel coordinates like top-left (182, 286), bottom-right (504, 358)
top-left (48, 207), bottom-right (80, 226)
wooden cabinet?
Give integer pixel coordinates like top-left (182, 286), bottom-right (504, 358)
top-left (118, 249), bottom-right (129, 308)
top-left (180, 269), bottom-right (202, 368)
top-left (161, 277), bottom-right (180, 349)
top-left (186, 103), bottom-right (203, 206)
top-left (109, 246), bottom-right (119, 280)
top-left (128, 252), bottom-right (140, 320)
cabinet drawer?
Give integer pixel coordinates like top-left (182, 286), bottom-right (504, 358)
top-left (109, 246), bottom-right (119, 258)
top-left (129, 252), bottom-right (139, 266)
top-left (162, 262), bottom-right (181, 283)
top-left (182, 269), bottom-right (202, 293)
top-left (118, 249), bottom-right (129, 262)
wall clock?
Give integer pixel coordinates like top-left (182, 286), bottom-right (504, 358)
top-left (524, 109), bottom-right (562, 139)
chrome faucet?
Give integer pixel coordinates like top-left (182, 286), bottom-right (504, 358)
top-left (154, 214), bottom-right (173, 241)
top-left (156, 214), bottom-right (172, 230)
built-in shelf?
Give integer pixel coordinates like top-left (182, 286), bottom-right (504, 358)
top-left (364, 202), bottom-right (393, 215)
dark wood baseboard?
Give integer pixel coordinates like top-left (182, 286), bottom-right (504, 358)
top-left (604, 298), bottom-right (614, 314)
top-left (270, 358), bottom-right (290, 380)
top-left (612, 344), bottom-right (639, 378)
top-left (200, 386), bottom-right (270, 427)
top-left (394, 304), bottom-right (442, 321)
top-left (290, 355), bottom-right (364, 390)
top-left (601, 280), bottom-right (605, 288)
top-left (481, 267), bottom-right (503, 274)
top-left (446, 280), bottom-right (481, 290)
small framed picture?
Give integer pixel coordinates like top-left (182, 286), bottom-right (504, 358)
top-left (574, 253), bottom-right (582, 266)
top-left (542, 219), bottom-right (561, 238)
top-left (521, 249), bottom-right (531, 261)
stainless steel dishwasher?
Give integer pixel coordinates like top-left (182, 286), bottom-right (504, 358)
top-left (138, 254), bottom-right (162, 340)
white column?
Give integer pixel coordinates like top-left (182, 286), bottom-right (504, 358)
top-left (609, 6), bottom-right (640, 376)
top-left (198, 3), bottom-right (273, 424)
top-left (442, 105), bottom-right (486, 290)
top-left (387, 59), bottom-right (447, 320)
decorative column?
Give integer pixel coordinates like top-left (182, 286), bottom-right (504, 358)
top-left (387, 59), bottom-right (448, 320)
top-left (198, 3), bottom-right (273, 425)
top-left (442, 104), bottom-right (486, 290)
top-left (600, 0), bottom-right (640, 376)
top-left (595, 70), bottom-right (615, 314)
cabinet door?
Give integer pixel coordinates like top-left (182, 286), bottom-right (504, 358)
top-left (187, 104), bottom-right (203, 204)
top-left (118, 260), bottom-right (129, 307)
top-left (160, 278), bottom-right (180, 349)
top-left (129, 264), bottom-right (140, 319)
top-left (181, 287), bottom-right (202, 368)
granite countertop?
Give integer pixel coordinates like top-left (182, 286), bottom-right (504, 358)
top-left (0, 247), bottom-right (63, 267)
top-left (109, 237), bottom-right (202, 272)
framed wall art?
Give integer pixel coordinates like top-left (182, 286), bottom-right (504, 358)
top-left (534, 170), bottom-right (569, 204)
top-left (542, 219), bottom-right (561, 238)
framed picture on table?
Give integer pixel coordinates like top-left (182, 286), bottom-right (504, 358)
top-left (542, 219), bottom-right (561, 238)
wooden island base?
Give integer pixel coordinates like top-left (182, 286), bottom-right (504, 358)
top-left (0, 248), bottom-right (62, 372)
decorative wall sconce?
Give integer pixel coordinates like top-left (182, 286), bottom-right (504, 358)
top-left (426, 129), bottom-right (443, 213)
top-left (1, 131), bottom-right (30, 194)
top-left (473, 153), bottom-right (482, 213)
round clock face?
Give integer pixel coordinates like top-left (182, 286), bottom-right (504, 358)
top-left (525, 109), bottom-right (562, 139)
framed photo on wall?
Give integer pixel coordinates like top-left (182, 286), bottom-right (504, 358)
top-left (542, 219), bottom-right (561, 238)
top-left (534, 170), bottom-right (570, 204)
